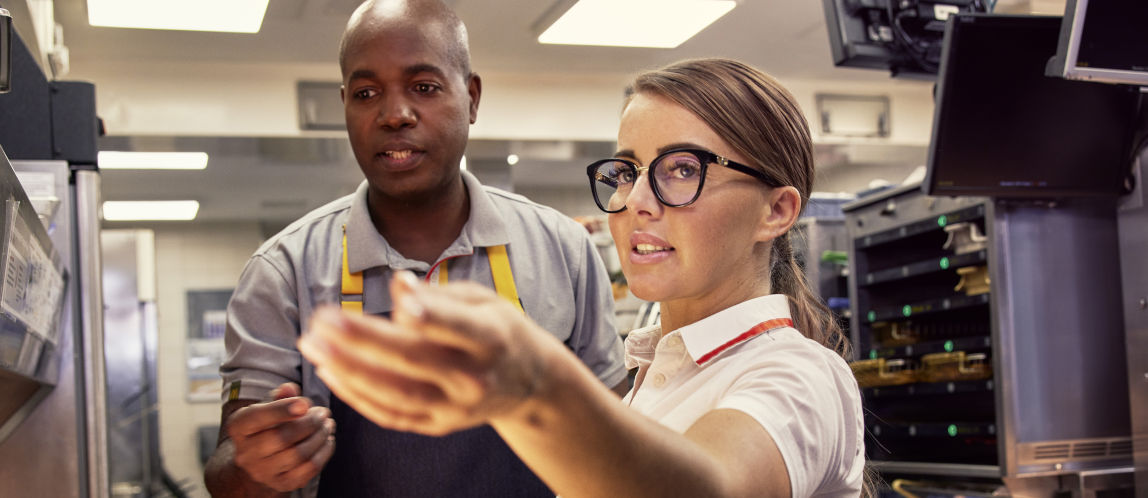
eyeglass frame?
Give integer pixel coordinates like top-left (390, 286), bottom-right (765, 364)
top-left (585, 148), bottom-right (784, 213)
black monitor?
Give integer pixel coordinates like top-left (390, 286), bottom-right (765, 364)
top-left (1047, 0), bottom-right (1148, 86)
top-left (923, 14), bottom-right (1141, 199)
top-left (821, 0), bottom-right (989, 79)
top-left (1, 8), bottom-right (12, 94)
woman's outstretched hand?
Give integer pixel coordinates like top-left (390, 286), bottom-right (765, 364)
top-left (298, 271), bottom-right (550, 436)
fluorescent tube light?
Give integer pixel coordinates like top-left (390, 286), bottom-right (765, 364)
top-left (103, 201), bottom-right (200, 221)
top-left (87, 0), bottom-right (270, 33)
top-left (99, 151), bottom-right (208, 170)
top-left (538, 0), bottom-right (736, 49)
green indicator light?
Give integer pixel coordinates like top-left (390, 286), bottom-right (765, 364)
top-left (902, 305), bottom-right (912, 317)
top-left (940, 257), bottom-right (950, 270)
top-left (937, 215), bottom-right (948, 227)
top-left (867, 311), bottom-right (876, 322)
top-left (947, 424), bottom-right (958, 437)
top-left (944, 340), bottom-right (955, 352)
top-left (869, 350), bottom-right (878, 359)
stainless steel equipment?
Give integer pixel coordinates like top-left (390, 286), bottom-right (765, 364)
top-left (0, 156), bottom-right (104, 498)
top-left (1118, 148), bottom-right (1148, 496)
top-left (0, 22), bottom-right (108, 497)
top-left (0, 149), bottom-right (69, 445)
top-left (101, 229), bottom-right (162, 497)
top-left (844, 183), bottom-right (1134, 495)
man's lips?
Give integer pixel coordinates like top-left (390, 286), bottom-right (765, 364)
top-left (374, 148), bottom-right (425, 169)
top-left (381, 149), bottom-right (416, 161)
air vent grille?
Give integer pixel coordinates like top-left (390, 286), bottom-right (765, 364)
top-left (1072, 442), bottom-right (1109, 458)
top-left (1109, 440), bottom-right (1133, 456)
top-left (1029, 438), bottom-right (1134, 462)
top-left (1033, 444), bottom-right (1070, 460)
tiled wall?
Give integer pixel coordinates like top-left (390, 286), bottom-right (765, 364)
top-left (151, 223), bottom-right (264, 497)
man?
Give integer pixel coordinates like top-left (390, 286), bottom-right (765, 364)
top-left (202, 1), bottom-right (628, 496)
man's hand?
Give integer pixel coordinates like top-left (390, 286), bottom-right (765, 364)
top-left (225, 383), bottom-right (336, 493)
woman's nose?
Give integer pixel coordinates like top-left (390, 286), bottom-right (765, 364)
top-left (624, 170), bottom-right (661, 216)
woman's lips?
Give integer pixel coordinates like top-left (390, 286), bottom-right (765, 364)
top-left (634, 243), bottom-right (672, 255)
top-left (628, 234), bottom-right (674, 264)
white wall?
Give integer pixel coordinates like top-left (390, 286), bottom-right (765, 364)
top-left (70, 60), bottom-right (935, 145)
top-left (151, 223), bottom-right (264, 497)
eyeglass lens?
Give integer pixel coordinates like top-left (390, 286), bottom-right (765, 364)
top-left (592, 151), bottom-right (705, 211)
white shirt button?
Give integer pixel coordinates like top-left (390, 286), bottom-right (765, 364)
top-left (652, 373), bottom-right (667, 387)
top-left (665, 335), bottom-right (683, 350)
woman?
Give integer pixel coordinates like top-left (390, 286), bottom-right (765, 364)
top-left (300, 58), bottom-right (866, 497)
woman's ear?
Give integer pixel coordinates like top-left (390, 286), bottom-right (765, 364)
top-left (755, 186), bottom-right (802, 243)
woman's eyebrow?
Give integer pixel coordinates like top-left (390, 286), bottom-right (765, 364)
top-left (614, 142), bottom-right (706, 161)
top-left (657, 142), bottom-right (704, 154)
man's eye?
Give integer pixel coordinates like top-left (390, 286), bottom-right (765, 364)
top-left (413, 83), bottom-right (440, 94)
top-left (353, 88), bottom-right (378, 100)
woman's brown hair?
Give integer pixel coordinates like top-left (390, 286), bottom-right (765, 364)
top-left (625, 57), bottom-right (850, 358)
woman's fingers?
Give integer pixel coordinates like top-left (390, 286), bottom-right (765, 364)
top-left (390, 272), bottom-right (501, 355)
top-left (314, 364), bottom-right (455, 436)
top-left (390, 272), bottom-right (525, 364)
top-left (391, 275), bottom-right (548, 415)
top-left (299, 272), bottom-right (549, 435)
top-left (302, 306), bottom-right (486, 405)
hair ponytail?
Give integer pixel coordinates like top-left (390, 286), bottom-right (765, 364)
top-left (771, 232), bottom-right (851, 358)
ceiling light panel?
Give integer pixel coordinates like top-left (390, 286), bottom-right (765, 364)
top-left (103, 200), bottom-right (200, 221)
top-left (538, 0), bottom-right (737, 49)
top-left (87, 0), bottom-right (270, 33)
top-left (99, 151), bottom-right (209, 170)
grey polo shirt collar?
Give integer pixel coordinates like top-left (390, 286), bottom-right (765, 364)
top-left (344, 170), bottom-right (511, 274)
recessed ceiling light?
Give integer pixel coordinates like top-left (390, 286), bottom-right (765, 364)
top-left (103, 201), bottom-right (200, 221)
top-left (98, 151), bottom-right (209, 170)
top-left (87, 0), bottom-right (270, 33)
top-left (538, 0), bottom-right (736, 49)
top-left (507, 154), bottom-right (520, 166)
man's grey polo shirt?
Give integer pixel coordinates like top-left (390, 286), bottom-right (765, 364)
top-left (221, 170), bottom-right (627, 405)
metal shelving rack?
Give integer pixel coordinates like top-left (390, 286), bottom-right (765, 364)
top-left (843, 183), bottom-right (1135, 495)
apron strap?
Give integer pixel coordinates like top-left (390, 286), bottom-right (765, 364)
top-left (486, 245), bottom-right (524, 313)
top-left (341, 226), bottom-right (364, 314)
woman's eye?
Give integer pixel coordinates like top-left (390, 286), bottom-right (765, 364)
top-left (665, 160), bottom-right (702, 180)
top-left (616, 168), bottom-right (636, 183)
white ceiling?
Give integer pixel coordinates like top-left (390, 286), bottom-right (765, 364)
top-left (44, 0), bottom-right (913, 228)
top-left (53, 0), bottom-right (886, 80)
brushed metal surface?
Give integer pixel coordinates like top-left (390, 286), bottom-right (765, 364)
top-left (76, 170), bottom-right (109, 498)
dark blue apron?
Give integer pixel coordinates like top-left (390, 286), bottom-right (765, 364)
top-left (316, 367), bottom-right (552, 497)
top-left (320, 233), bottom-right (549, 496)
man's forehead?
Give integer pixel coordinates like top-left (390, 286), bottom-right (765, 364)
top-left (344, 62), bottom-right (451, 82)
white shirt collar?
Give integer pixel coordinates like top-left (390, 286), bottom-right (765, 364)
top-left (624, 294), bottom-right (795, 369)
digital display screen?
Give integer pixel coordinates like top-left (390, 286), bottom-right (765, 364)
top-left (1, 8), bottom-right (12, 94)
top-left (1055, 0), bottom-right (1148, 85)
top-left (1074, 0), bottom-right (1148, 72)
top-left (924, 14), bottom-right (1140, 199)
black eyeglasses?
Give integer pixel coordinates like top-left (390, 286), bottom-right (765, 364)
top-left (586, 148), bottom-right (782, 213)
